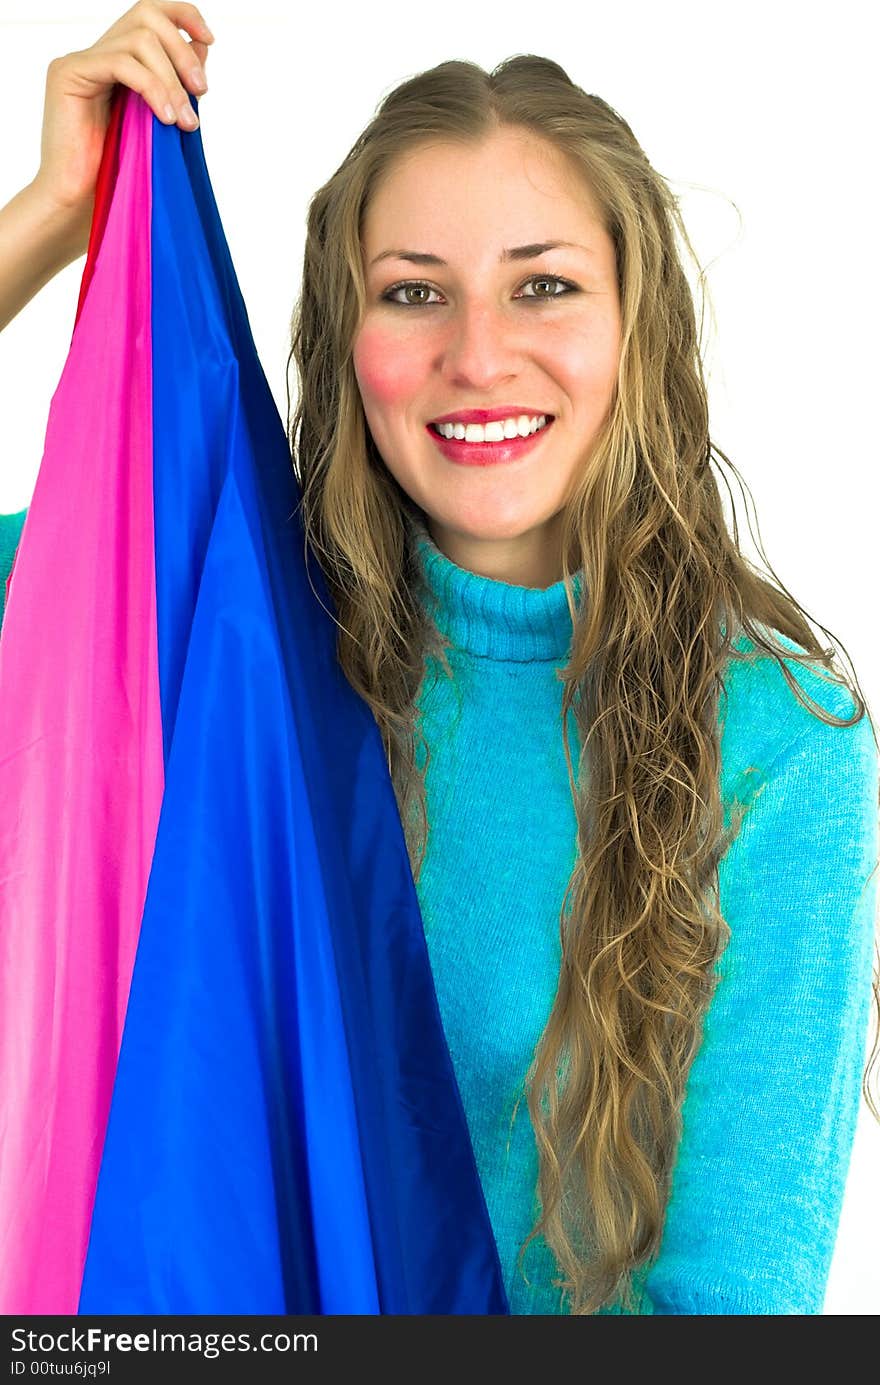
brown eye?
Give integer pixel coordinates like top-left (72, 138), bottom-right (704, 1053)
top-left (383, 282), bottom-right (440, 306)
top-left (519, 275), bottom-right (576, 299)
top-left (403, 285), bottom-right (432, 305)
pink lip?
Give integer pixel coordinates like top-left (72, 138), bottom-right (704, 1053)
top-left (430, 407), bottom-right (554, 425)
top-left (426, 417), bottom-right (554, 467)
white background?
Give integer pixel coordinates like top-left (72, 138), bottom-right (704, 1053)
top-left (0, 0), bottom-right (878, 1313)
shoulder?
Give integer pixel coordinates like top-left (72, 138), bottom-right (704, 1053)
top-left (719, 622), bottom-right (878, 824)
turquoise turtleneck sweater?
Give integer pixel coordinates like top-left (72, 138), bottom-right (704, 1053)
top-left (0, 507), bottom-right (26, 628)
top-left (1, 506), bottom-right (877, 1314)
top-left (406, 513), bottom-right (878, 1315)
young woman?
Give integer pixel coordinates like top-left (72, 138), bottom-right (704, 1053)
top-left (1, 1), bottom-right (878, 1317)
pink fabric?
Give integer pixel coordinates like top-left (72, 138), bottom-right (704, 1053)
top-left (0, 91), bottom-right (164, 1312)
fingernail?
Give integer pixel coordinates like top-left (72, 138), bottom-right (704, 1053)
top-left (191, 66), bottom-right (207, 92)
top-left (180, 103), bottom-right (199, 128)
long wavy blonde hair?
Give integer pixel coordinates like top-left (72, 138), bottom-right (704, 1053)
top-left (285, 55), bottom-right (880, 1314)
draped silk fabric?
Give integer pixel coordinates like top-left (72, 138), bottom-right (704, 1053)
top-left (0, 87), bottom-right (508, 1316)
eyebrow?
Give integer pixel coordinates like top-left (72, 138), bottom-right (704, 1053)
top-left (368, 240), bottom-right (591, 268)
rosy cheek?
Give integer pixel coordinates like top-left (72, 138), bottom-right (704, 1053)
top-left (550, 317), bottom-right (620, 393)
top-left (353, 321), bottom-right (429, 407)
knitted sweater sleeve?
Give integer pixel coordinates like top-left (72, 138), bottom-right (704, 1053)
top-left (645, 704), bottom-right (879, 1315)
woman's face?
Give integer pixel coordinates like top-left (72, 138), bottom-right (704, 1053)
top-left (352, 125), bottom-right (622, 588)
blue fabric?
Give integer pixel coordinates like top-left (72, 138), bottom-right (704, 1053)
top-left (75, 100), bottom-right (507, 1314)
top-left (409, 514), bottom-right (878, 1315)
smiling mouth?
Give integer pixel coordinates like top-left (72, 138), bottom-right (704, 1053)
top-left (428, 416), bottom-right (554, 440)
top-left (425, 416), bottom-right (556, 468)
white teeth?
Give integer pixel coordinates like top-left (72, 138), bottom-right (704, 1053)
top-left (433, 413), bottom-right (549, 442)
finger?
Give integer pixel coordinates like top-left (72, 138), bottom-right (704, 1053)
top-left (63, 48), bottom-right (185, 127)
top-left (127, 22), bottom-right (206, 114)
top-left (116, 5), bottom-right (213, 97)
top-left (132, 1), bottom-right (214, 46)
top-left (148, 3), bottom-right (214, 86)
top-left (96, 0), bottom-right (213, 51)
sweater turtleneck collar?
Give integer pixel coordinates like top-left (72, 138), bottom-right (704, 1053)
top-left (407, 511), bottom-right (585, 664)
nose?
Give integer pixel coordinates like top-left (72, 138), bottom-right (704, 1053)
top-left (436, 299), bottom-right (524, 391)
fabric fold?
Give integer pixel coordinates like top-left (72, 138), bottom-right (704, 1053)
top-left (0, 86), bottom-right (508, 1316)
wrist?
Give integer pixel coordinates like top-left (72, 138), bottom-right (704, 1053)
top-left (24, 176), bottom-right (93, 261)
